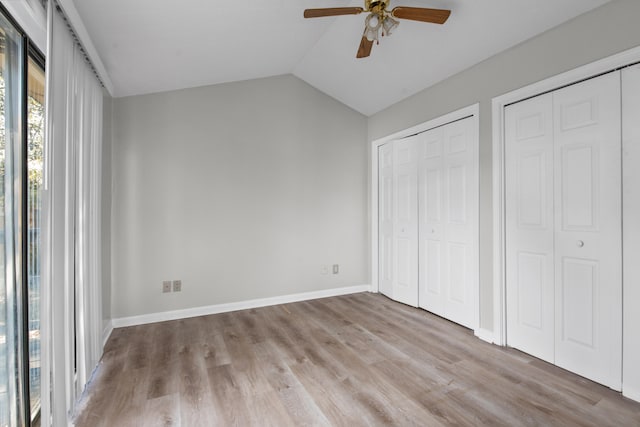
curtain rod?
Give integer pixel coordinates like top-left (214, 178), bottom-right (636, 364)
top-left (49, 0), bottom-right (106, 90)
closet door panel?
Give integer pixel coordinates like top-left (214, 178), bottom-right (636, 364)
top-left (419, 117), bottom-right (478, 329)
top-left (378, 143), bottom-right (394, 298)
top-left (442, 119), bottom-right (477, 328)
top-left (505, 93), bottom-right (555, 364)
top-left (392, 136), bottom-right (419, 306)
top-left (419, 128), bottom-right (445, 312)
top-left (622, 64), bottom-right (640, 399)
top-left (553, 71), bottom-right (622, 390)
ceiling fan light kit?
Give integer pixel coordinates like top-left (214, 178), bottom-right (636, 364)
top-left (303, 0), bottom-right (451, 58)
top-left (364, 13), bottom-right (381, 42)
top-left (382, 15), bottom-right (399, 37)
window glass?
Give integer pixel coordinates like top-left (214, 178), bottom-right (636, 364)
top-left (27, 55), bottom-right (44, 422)
top-left (0, 10), bottom-right (26, 426)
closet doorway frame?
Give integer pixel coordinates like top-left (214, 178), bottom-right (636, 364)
top-left (492, 46), bottom-right (640, 401)
top-left (370, 103), bottom-right (480, 331)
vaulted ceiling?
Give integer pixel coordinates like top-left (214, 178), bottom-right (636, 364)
top-left (73, 0), bottom-right (611, 116)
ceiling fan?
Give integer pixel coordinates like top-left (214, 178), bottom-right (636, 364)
top-left (303, 0), bottom-right (451, 58)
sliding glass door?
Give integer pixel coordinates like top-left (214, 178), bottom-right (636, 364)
top-left (0, 7), bottom-right (45, 426)
top-left (1, 9), bottom-right (26, 426)
top-left (27, 53), bottom-right (44, 425)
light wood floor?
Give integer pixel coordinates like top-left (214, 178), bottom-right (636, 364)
top-left (74, 293), bottom-right (640, 426)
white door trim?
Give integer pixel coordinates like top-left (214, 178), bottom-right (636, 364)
top-left (622, 65), bottom-right (640, 402)
top-left (370, 103), bottom-right (480, 325)
top-left (492, 46), bottom-right (640, 345)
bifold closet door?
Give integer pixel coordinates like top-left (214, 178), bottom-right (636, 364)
top-left (505, 93), bottom-right (555, 363)
top-left (505, 71), bottom-right (622, 390)
top-left (418, 117), bottom-right (478, 329)
top-left (622, 64), bottom-right (640, 398)
top-left (552, 72), bottom-right (621, 389)
top-left (392, 136), bottom-right (419, 306)
top-left (378, 143), bottom-right (394, 298)
top-left (378, 136), bottom-right (419, 306)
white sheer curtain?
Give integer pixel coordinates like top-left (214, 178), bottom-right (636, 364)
top-left (41, 1), bottom-right (103, 425)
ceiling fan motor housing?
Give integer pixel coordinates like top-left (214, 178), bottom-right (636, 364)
top-left (365, 0), bottom-right (389, 14)
top-left (303, 1), bottom-right (450, 58)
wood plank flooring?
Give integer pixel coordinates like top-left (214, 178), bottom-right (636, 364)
top-left (74, 293), bottom-right (640, 426)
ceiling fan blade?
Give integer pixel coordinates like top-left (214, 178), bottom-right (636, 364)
top-left (356, 36), bottom-right (374, 58)
top-left (391, 7), bottom-right (451, 24)
top-left (303, 7), bottom-right (364, 18)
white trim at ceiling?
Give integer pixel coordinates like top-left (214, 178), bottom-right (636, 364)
top-left (56, 0), bottom-right (114, 95)
top-left (491, 44), bottom-right (640, 349)
top-left (3, 0), bottom-right (115, 94)
top-left (2, 0), bottom-right (46, 52)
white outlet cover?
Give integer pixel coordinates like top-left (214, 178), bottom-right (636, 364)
top-left (162, 281), bottom-right (172, 293)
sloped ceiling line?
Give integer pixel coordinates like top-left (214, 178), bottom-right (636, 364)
top-left (72, 0), bottom-right (610, 115)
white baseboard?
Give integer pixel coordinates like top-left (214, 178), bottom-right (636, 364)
top-left (623, 386), bottom-right (640, 403)
top-left (112, 284), bottom-right (372, 328)
top-left (102, 320), bottom-right (113, 347)
top-left (474, 327), bottom-right (496, 344)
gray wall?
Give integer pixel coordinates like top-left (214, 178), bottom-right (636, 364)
top-left (111, 75), bottom-right (368, 318)
top-left (368, 0), bottom-right (640, 331)
top-left (102, 94), bottom-right (112, 332)
top-left (107, 0), bottom-right (640, 326)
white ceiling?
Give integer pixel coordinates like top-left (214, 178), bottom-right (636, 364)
top-left (73, 0), bottom-right (611, 116)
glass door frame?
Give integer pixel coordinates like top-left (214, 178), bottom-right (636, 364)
top-left (22, 41), bottom-right (45, 426)
top-left (0, 2), bottom-right (45, 425)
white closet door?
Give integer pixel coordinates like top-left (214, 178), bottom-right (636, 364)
top-left (419, 127), bottom-right (446, 314)
top-left (505, 93), bottom-right (555, 363)
top-left (419, 117), bottom-right (478, 328)
top-left (622, 65), bottom-right (640, 400)
top-left (378, 143), bottom-right (394, 298)
top-left (505, 71), bottom-right (622, 390)
top-left (392, 136), bottom-right (419, 306)
top-left (553, 72), bottom-right (622, 390)
top-left (622, 64), bottom-right (640, 399)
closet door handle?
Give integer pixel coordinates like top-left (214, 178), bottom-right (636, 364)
top-left (576, 240), bottom-right (584, 248)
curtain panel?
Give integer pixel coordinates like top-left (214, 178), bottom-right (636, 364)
top-left (42, 2), bottom-right (103, 425)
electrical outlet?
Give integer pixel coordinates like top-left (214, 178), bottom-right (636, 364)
top-left (162, 281), bottom-right (172, 293)
top-left (332, 264), bottom-right (339, 274)
top-left (320, 265), bottom-right (329, 275)
top-left (173, 280), bottom-right (182, 292)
